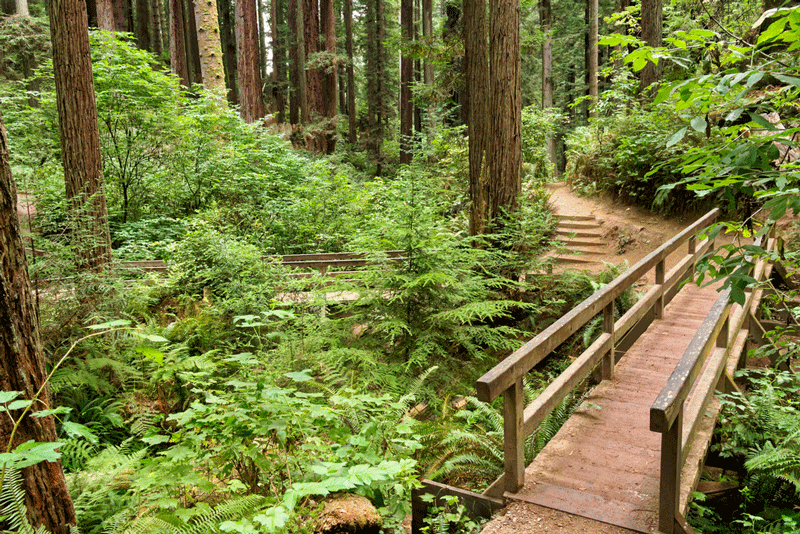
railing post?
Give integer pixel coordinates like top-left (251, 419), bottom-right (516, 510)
top-left (655, 259), bottom-right (665, 319)
top-left (503, 378), bottom-right (525, 494)
top-left (659, 409), bottom-right (683, 534)
top-left (602, 300), bottom-right (615, 380)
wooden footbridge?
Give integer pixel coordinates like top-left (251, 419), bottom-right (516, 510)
top-left (413, 209), bottom-right (787, 534)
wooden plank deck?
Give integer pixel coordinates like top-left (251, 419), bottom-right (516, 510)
top-left (504, 282), bottom-right (723, 533)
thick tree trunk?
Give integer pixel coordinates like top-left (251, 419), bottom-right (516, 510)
top-left (112, 0), bottom-right (129, 30)
top-left (540, 0), bottom-right (556, 173)
top-left (170, 0), bottom-right (190, 86)
top-left (365, 0), bottom-right (386, 173)
top-left (236, 0), bottom-right (265, 122)
top-left (486, 0), bottom-right (521, 228)
top-left (464, 0), bottom-right (489, 236)
top-left (344, 0), bottom-right (356, 143)
top-left (48, 0), bottom-right (112, 272)
top-left (270, 0), bottom-right (286, 121)
top-left (303, 0), bottom-right (322, 146)
top-left (320, 0), bottom-right (336, 152)
top-left (219, 0), bottom-right (239, 104)
top-left (640, 0), bottom-right (662, 92)
top-left (16, 0), bottom-right (29, 15)
top-left (399, 0), bottom-right (413, 164)
top-left (1, 111), bottom-right (76, 534)
top-left (150, 0), bottom-right (164, 58)
top-left (185, 0), bottom-right (203, 83)
top-left (96, 0), bottom-right (115, 29)
top-left (288, 0), bottom-right (304, 124)
top-left (422, 0), bottom-right (433, 131)
top-left (136, 0), bottom-right (152, 50)
top-left (193, 0), bottom-right (227, 95)
top-left (587, 0), bottom-right (598, 116)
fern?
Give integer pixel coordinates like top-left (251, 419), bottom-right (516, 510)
top-left (0, 466), bottom-right (63, 534)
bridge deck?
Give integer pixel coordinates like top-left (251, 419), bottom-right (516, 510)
top-left (502, 282), bottom-right (723, 533)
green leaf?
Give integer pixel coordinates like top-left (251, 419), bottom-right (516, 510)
top-left (748, 112), bottom-right (776, 130)
top-left (0, 391), bottom-right (22, 404)
top-left (725, 108), bottom-right (745, 123)
top-left (774, 73), bottom-right (800, 88)
top-left (31, 406), bottom-right (71, 418)
top-left (62, 421), bottom-right (99, 443)
top-left (666, 127), bottom-right (688, 148)
top-left (135, 346), bottom-right (164, 365)
top-left (254, 506), bottom-right (291, 532)
top-left (86, 319), bottom-right (131, 330)
top-left (284, 369), bottom-right (313, 383)
top-left (11, 440), bottom-right (64, 468)
top-left (7, 399), bottom-right (33, 411)
top-left (690, 116), bottom-right (707, 133)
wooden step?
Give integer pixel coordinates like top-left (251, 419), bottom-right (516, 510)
top-left (554, 214), bottom-right (595, 221)
top-left (556, 229), bottom-right (603, 238)
top-left (558, 221), bottom-right (602, 230)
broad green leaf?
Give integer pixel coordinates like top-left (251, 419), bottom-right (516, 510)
top-left (748, 112), bottom-right (776, 130)
top-left (62, 421), bottom-right (99, 443)
top-left (746, 72), bottom-right (764, 88)
top-left (666, 127), bottom-right (688, 148)
top-left (690, 116), bottom-right (707, 133)
top-left (284, 369), bottom-right (313, 383)
top-left (86, 319), bottom-right (131, 330)
top-left (0, 391), bottom-right (22, 404)
top-left (31, 406), bottom-right (71, 418)
top-left (774, 73), bottom-right (800, 88)
top-left (135, 346), bottom-right (164, 365)
top-left (7, 399), bottom-right (33, 411)
top-left (725, 108), bottom-right (745, 122)
top-left (254, 506), bottom-right (290, 533)
top-left (11, 440), bottom-right (64, 468)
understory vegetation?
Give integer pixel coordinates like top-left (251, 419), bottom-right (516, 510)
top-left (1, 4), bottom-right (800, 533)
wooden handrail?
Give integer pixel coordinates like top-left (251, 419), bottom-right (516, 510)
top-left (476, 209), bottom-right (719, 404)
top-left (477, 209), bottom-right (720, 496)
top-left (649, 231), bottom-right (776, 534)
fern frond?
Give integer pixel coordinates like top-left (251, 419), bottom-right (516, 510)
top-left (0, 466), bottom-right (35, 534)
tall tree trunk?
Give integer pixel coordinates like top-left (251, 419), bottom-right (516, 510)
top-left (96, 0), bottom-right (115, 29)
top-left (540, 0), bottom-right (556, 173)
top-left (235, 0), bottom-right (265, 122)
top-left (185, 0), bottom-right (203, 83)
top-left (219, 0), bottom-right (239, 104)
top-left (258, 0), bottom-right (266, 83)
top-left (303, 0), bottom-right (321, 122)
top-left (399, 0), bottom-right (413, 164)
top-left (150, 0), bottom-right (164, 58)
top-left (1, 112), bottom-right (77, 534)
top-left (112, 0), bottom-right (129, 30)
top-left (320, 0), bottom-right (336, 153)
top-left (193, 0), bottom-right (227, 95)
top-left (136, 0), bottom-right (152, 50)
top-left (465, 0), bottom-right (488, 236)
top-left (16, 0), bottom-right (29, 15)
top-left (170, 0), bottom-right (190, 86)
top-left (1, 0), bottom-right (14, 15)
top-left (365, 0), bottom-right (386, 174)
top-left (344, 0), bottom-right (356, 143)
top-left (640, 0), bottom-right (662, 92)
top-left (486, 0), bottom-right (520, 230)
top-left (291, 0), bottom-right (308, 123)
top-left (587, 0), bottom-right (598, 116)
top-left (271, 0), bottom-right (286, 121)
top-left (422, 0), bottom-right (433, 132)
top-left (48, 0), bottom-right (112, 272)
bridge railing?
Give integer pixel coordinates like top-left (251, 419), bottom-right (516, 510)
top-left (650, 230), bottom-right (777, 534)
top-left (476, 208), bottom-right (720, 497)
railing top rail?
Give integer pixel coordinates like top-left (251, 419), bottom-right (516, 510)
top-left (476, 208), bottom-right (720, 403)
top-left (650, 231), bottom-right (774, 433)
top-left (649, 288), bottom-right (732, 433)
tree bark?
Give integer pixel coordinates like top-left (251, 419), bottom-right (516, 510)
top-left (235, 0), bottom-right (265, 122)
top-left (48, 0), bottom-right (112, 272)
top-left (640, 0), bottom-right (662, 92)
top-left (486, 0), bottom-right (521, 229)
top-left (112, 0), bottom-right (129, 30)
top-left (219, 0), bottom-right (239, 104)
top-left (464, 0), bottom-right (489, 236)
top-left (320, 0), bottom-right (336, 152)
top-left (15, 0), bottom-right (28, 15)
top-left (136, 0), bottom-right (152, 50)
top-left (1, 111), bottom-right (77, 534)
top-left (270, 0), bottom-right (286, 122)
top-left (185, 0), bottom-right (203, 83)
top-left (150, 0), bottom-right (165, 58)
top-left (193, 0), bottom-right (227, 95)
top-left (540, 0), bottom-right (556, 172)
top-left (170, 0), bottom-right (191, 86)
top-left (344, 0), bottom-right (356, 143)
top-left (587, 0), bottom-right (598, 116)
top-left (288, 0), bottom-right (307, 124)
top-left (96, 0), bottom-right (115, 29)
top-left (399, 0), bottom-right (413, 164)
top-left (422, 0), bottom-right (433, 132)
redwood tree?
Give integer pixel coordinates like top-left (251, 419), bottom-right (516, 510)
top-left (235, 0), bottom-right (265, 122)
top-left (170, 0), bottom-right (191, 86)
top-left (399, 0), bottom-right (414, 164)
top-left (464, 0), bottom-right (489, 235)
top-left (640, 0), bottom-right (662, 91)
top-left (193, 0), bottom-right (227, 95)
top-left (48, 0), bottom-right (112, 272)
top-left (1, 111), bottom-right (76, 534)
